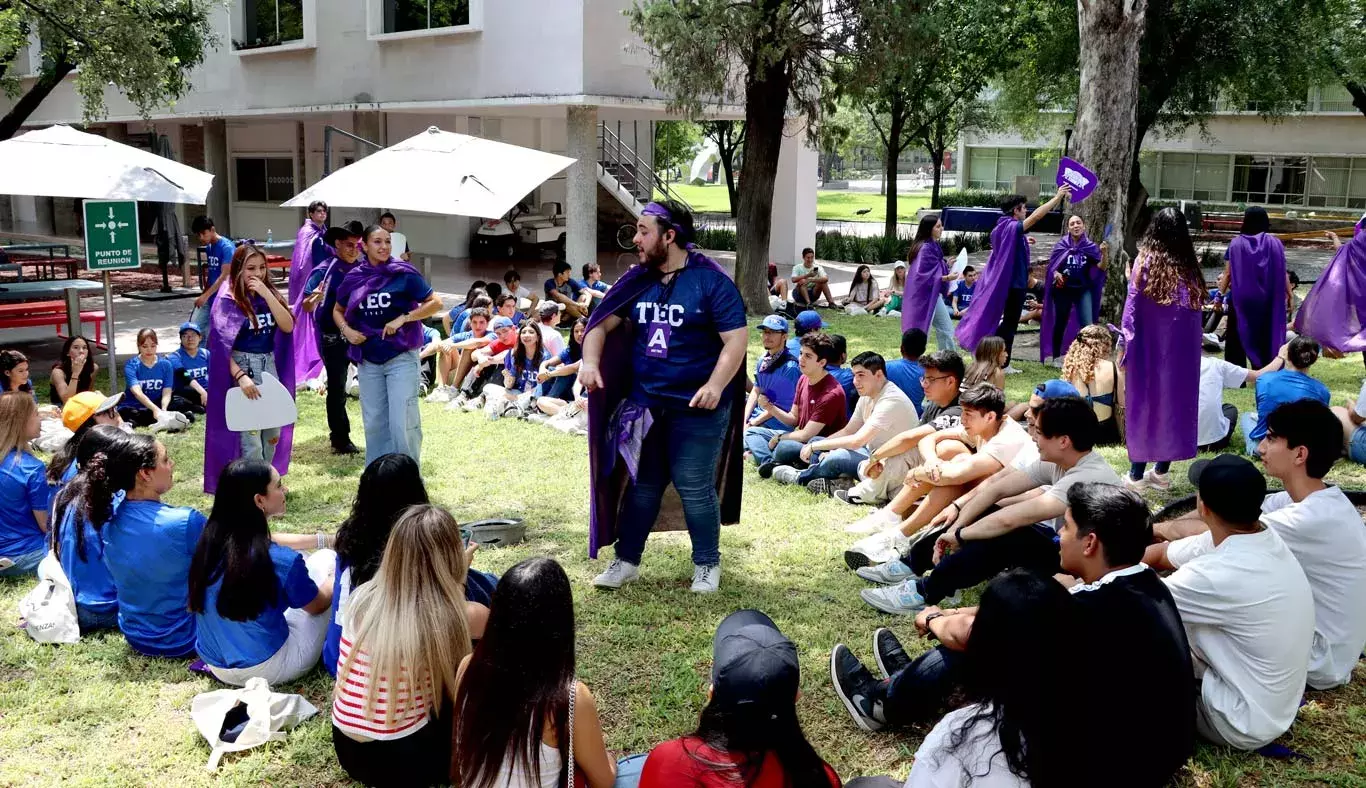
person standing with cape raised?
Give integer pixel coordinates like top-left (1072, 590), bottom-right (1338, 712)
top-left (1039, 214), bottom-right (1107, 364)
top-left (956, 187), bottom-right (1071, 370)
top-left (580, 200), bottom-right (748, 595)
top-left (1220, 206), bottom-right (1289, 368)
top-left (1296, 215), bottom-right (1366, 366)
top-left (901, 215), bottom-right (960, 353)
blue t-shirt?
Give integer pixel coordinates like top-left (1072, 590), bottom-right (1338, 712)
top-left (1009, 220), bottom-right (1030, 290)
top-left (577, 279), bottom-right (609, 294)
top-left (786, 337), bottom-right (803, 357)
top-left (1058, 248), bottom-right (1099, 288)
top-left (1250, 370), bottom-right (1332, 441)
top-left (101, 500), bottom-right (207, 657)
top-left (232, 297), bottom-right (278, 354)
top-left (305, 257), bottom-right (361, 336)
top-left (752, 350), bottom-right (801, 430)
top-left (167, 347), bottom-right (210, 395)
top-left (545, 277), bottom-right (583, 302)
top-left (55, 491), bottom-right (119, 619)
top-left (503, 352), bottom-right (542, 393)
top-left (421, 325), bottom-right (441, 347)
top-left (885, 359), bottom-right (926, 412)
top-left (618, 265), bottom-right (747, 408)
top-left (0, 450), bottom-right (47, 558)
top-left (827, 364), bottom-right (858, 417)
top-left (123, 357), bottom-right (175, 410)
top-left (204, 237), bottom-right (236, 290)
top-left (953, 281), bottom-right (975, 311)
top-left (47, 458), bottom-right (78, 518)
top-left (557, 345), bottom-right (582, 365)
top-left (194, 543), bottom-right (319, 670)
top-left (339, 271), bottom-right (434, 365)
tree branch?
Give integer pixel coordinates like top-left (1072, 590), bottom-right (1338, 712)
top-left (0, 58), bottom-right (74, 140)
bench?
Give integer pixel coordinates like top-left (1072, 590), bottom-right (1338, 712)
top-left (0, 300), bottom-right (106, 346)
top-left (2, 255), bottom-right (80, 280)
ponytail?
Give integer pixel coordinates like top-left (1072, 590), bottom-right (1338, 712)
top-left (73, 431), bottom-right (159, 537)
top-left (52, 425), bottom-right (129, 562)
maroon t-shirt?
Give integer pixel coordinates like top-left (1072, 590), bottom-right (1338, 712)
top-left (795, 373), bottom-right (847, 435)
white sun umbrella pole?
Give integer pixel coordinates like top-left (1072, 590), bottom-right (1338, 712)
top-left (0, 124), bottom-right (216, 389)
top-left (283, 126), bottom-right (575, 219)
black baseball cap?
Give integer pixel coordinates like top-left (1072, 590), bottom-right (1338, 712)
top-left (711, 609), bottom-right (799, 713)
top-left (324, 220), bottom-right (365, 245)
top-left (1188, 455), bottom-right (1265, 524)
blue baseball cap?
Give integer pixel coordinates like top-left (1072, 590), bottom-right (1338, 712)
top-left (1034, 379), bottom-right (1081, 400)
top-left (758, 315), bottom-right (789, 333)
top-left (794, 310), bottom-right (828, 333)
top-left (710, 609), bottom-right (799, 713)
top-left (179, 321), bottom-right (201, 336)
top-left (489, 316), bottom-right (516, 331)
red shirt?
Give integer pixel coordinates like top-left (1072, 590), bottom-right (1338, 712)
top-left (795, 373), bottom-right (847, 436)
top-left (640, 737), bottom-right (841, 788)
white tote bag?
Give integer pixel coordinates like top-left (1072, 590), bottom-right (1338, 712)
top-left (18, 551), bottom-right (80, 644)
top-left (191, 677), bottom-right (318, 770)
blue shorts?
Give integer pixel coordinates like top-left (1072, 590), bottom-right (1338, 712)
top-left (1350, 425), bottom-right (1366, 465)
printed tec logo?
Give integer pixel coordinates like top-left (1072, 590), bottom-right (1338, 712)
top-left (1062, 166), bottom-right (1091, 190)
top-left (364, 292), bottom-right (392, 310)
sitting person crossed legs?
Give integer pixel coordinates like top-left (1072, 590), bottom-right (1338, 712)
top-left (742, 332), bottom-right (847, 480)
top-left (858, 396), bottom-right (1120, 616)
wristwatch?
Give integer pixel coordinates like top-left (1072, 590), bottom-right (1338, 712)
top-left (923, 612), bottom-right (945, 641)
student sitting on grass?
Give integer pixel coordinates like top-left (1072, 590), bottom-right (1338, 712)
top-left (1056, 325), bottom-right (1120, 444)
top-left (0, 349), bottom-right (35, 400)
top-left (580, 261), bottom-right (610, 304)
top-left (950, 266), bottom-right (977, 318)
top-left (483, 323), bottom-right (546, 420)
top-left (188, 459), bottom-right (335, 687)
top-left (451, 294), bottom-right (494, 334)
top-left (452, 557), bottom-right (619, 788)
top-left (742, 332), bottom-right (847, 476)
top-left (826, 334), bottom-right (858, 417)
top-left (504, 268), bottom-right (539, 313)
top-left (444, 281), bottom-right (487, 336)
top-left (0, 392), bottom-right (47, 578)
top-left (48, 335), bottom-right (98, 406)
top-left (332, 504), bottom-right (477, 787)
top-left (637, 609), bottom-right (842, 788)
top-left (451, 316), bottom-right (519, 410)
top-left (119, 329), bottom-right (179, 428)
top-left (744, 315), bottom-right (802, 433)
top-left (544, 260), bottom-right (589, 325)
top-left (45, 392), bottom-right (124, 513)
top-left (534, 301), bottom-right (568, 357)
top-left (963, 336), bottom-right (1006, 391)
top-left (166, 322), bottom-right (210, 415)
top-left (1237, 335), bottom-right (1328, 456)
top-left (427, 307), bottom-right (492, 403)
top-left (49, 424), bottom-right (124, 631)
top-left (539, 317), bottom-right (586, 403)
top-left (841, 264), bottom-right (887, 314)
top-left (884, 328), bottom-right (927, 412)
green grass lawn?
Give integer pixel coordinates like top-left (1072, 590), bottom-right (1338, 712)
top-left (662, 184), bottom-right (931, 224)
top-left (3, 315), bottom-right (1366, 785)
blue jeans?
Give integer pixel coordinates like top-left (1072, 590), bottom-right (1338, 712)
top-left (358, 350), bottom-right (423, 466)
top-left (1239, 411), bottom-right (1260, 456)
top-left (0, 545), bottom-right (46, 578)
top-left (189, 298), bottom-right (213, 335)
top-left (882, 644), bottom-right (966, 725)
top-left (796, 447), bottom-right (868, 484)
top-left (1350, 425), bottom-right (1366, 465)
top-left (544, 374), bottom-right (575, 401)
top-left (931, 297), bottom-right (959, 353)
top-left (614, 754), bottom-right (648, 788)
top-left (615, 405), bottom-right (729, 566)
top-left (743, 426), bottom-right (785, 466)
top-left (1129, 461), bottom-right (1172, 480)
top-left (231, 350), bottom-right (282, 464)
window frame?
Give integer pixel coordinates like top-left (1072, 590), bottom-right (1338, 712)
top-left (232, 0), bottom-right (317, 56)
top-left (232, 156), bottom-right (298, 204)
top-left (367, 0), bottom-right (483, 42)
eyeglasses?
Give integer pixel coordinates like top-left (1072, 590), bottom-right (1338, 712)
top-left (923, 374), bottom-right (954, 384)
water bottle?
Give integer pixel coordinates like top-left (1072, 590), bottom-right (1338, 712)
top-left (266, 228), bottom-right (274, 244)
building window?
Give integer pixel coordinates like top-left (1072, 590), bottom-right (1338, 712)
top-left (967, 147), bottom-right (1060, 193)
top-left (384, 0), bottom-right (469, 33)
top-left (235, 157), bottom-right (295, 203)
top-left (1157, 153), bottom-right (1229, 202)
top-left (1232, 155), bottom-right (1307, 205)
top-left (235, 0), bottom-right (304, 49)
top-left (1307, 156), bottom-right (1366, 209)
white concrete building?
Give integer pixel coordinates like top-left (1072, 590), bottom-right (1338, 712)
top-left (0, 0), bottom-right (817, 266)
top-left (960, 86), bottom-right (1366, 211)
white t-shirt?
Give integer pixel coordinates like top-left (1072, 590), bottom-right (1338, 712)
top-left (846, 382), bottom-right (918, 452)
top-left (906, 704), bottom-right (1029, 788)
top-left (1353, 378), bottom-right (1366, 420)
top-left (1164, 527), bottom-right (1314, 750)
top-left (536, 323), bottom-right (566, 357)
top-left (1024, 451), bottom-right (1123, 532)
top-left (1261, 486), bottom-right (1366, 690)
top-left (974, 417), bottom-right (1033, 469)
top-left (1198, 357), bottom-right (1249, 446)
top-left (793, 262), bottom-right (826, 281)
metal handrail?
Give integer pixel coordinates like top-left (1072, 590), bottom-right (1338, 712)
top-left (597, 123), bottom-right (693, 214)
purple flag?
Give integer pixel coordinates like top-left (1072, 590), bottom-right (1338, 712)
top-left (1057, 157), bottom-right (1098, 203)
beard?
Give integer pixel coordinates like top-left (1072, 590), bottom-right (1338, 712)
top-left (639, 237), bottom-right (669, 268)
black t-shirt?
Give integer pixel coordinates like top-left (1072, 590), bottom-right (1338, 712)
top-left (1070, 567), bottom-right (1195, 788)
top-left (919, 395), bottom-right (962, 432)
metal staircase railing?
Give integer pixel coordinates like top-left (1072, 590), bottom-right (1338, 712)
top-left (597, 122), bottom-right (693, 215)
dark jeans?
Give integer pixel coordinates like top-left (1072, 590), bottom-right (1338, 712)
top-left (1204, 308), bottom-right (1224, 334)
top-left (881, 644), bottom-right (966, 726)
top-left (1129, 461), bottom-right (1172, 480)
top-left (996, 287), bottom-right (1028, 363)
top-left (321, 334), bottom-right (353, 447)
top-left (545, 374), bottom-right (575, 401)
top-left (1050, 286), bottom-right (1091, 356)
top-left (615, 404), bottom-right (729, 567)
top-left (1223, 305), bottom-right (1247, 368)
top-left (905, 523), bottom-right (1060, 605)
top-left (1199, 403), bottom-right (1239, 453)
top-left (332, 713), bottom-right (453, 788)
top-left (460, 364), bottom-right (501, 398)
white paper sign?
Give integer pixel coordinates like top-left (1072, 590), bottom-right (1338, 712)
top-left (950, 248), bottom-right (969, 276)
top-left (225, 372), bottom-right (297, 432)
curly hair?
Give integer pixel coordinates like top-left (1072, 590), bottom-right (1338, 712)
top-left (1138, 208), bottom-right (1205, 310)
top-left (1060, 325), bottom-right (1114, 386)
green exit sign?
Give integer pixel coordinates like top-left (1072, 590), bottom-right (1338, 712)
top-left (82, 200), bottom-right (141, 272)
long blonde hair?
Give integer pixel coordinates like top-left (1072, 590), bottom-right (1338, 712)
top-left (334, 504), bottom-right (472, 726)
top-left (1061, 325), bottom-right (1114, 386)
top-left (0, 391), bottom-right (37, 463)
top-left (965, 336), bottom-right (1006, 388)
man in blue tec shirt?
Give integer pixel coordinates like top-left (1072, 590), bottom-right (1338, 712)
top-left (190, 215), bottom-right (237, 335)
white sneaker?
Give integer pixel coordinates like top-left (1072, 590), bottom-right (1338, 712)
top-left (771, 466), bottom-right (801, 485)
top-left (1123, 474), bottom-right (1149, 491)
top-left (845, 507), bottom-right (900, 535)
top-left (461, 394), bottom-right (485, 412)
top-left (425, 386), bottom-right (453, 403)
top-left (1144, 470), bottom-right (1172, 490)
top-left (690, 564), bottom-right (721, 593)
top-left (845, 529), bottom-right (910, 568)
top-left (592, 559), bottom-right (640, 589)
top-left (1002, 365), bottom-right (1023, 375)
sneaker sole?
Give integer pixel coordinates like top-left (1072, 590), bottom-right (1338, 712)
top-left (872, 628), bottom-right (898, 680)
top-left (829, 647), bottom-right (881, 733)
top-left (860, 588), bottom-right (919, 616)
top-left (592, 574), bottom-right (638, 590)
top-left (806, 480), bottom-right (831, 496)
top-left (855, 566), bottom-right (904, 585)
top-left (844, 550), bottom-right (873, 570)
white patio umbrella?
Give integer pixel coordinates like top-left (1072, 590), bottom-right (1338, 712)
top-left (0, 124), bottom-right (214, 204)
top-left (282, 126), bottom-right (575, 218)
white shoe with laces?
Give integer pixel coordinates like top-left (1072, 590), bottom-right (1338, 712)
top-left (845, 507), bottom-right (900, 535)
top-left (1002, 365), bottom-right (1023, 375)
top-left (690, 564), bottom-right (721, 593)
top-left (592, 559), bottom-right (640, 589)
top-left (1144, 470), bottom-right (1172, 490)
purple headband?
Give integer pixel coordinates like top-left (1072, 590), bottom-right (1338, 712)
top-left (642, 202), bottom-right (696, 249)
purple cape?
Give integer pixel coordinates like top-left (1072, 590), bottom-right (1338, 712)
top-left (1227, 233), bottom-right (1287, 368)
top-left (955, 216), bottom-right (1020, 351)
top-left (339, 258), bottom-right (427, 365)
top-left (290, 220), bottom-right (327, 383)
top-left (204, 281), bottom-right (296, 494)
top-left (585, 251), bottom-right (745, 558)
top-left (1294, 229), bottom-right (1366, 353)
top-left (901, 241), bottom-right (948, 335)
top-left (1121, 264), bottom-right (1200, 463)
top-left (1039, 234), bottom-right (1105, 361)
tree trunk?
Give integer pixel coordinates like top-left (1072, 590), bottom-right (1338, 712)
top-left (1073, 0), bottom-right (1148, 323)
top-left (929, 147), bottom-right (945, 209)
top-left (734, 57), bottom-right (794, 314)
top-left (883, 103), bottom-right (906, 239)
top-left (0, 61), bottom-right (77, 140)
top-left (1348, 81), bottom-right (1366, 119)
top-left (720, 148), bottom-right (739, 218)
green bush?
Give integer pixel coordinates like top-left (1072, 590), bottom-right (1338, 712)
top-left (935, 189), bottom-right (1012, 209)
top-left (695, 227), bottom-right (737, 251)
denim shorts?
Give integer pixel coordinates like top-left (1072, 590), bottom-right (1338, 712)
top-left (1350, 425), bottom-right (1366, 465)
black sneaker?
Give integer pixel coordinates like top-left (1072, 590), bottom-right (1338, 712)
top-left (834, 488), bottom-right (867, 506)
top-left (873, 627), bottom-right (912, 680)
top-left (332, 440), bottom-right (361, 455)
top-left (829, 644), bottom-right (887, 732)
top-left (806, 478), bottom-right (855, 497)
top-left (758, 460), bottom-right (778, 479)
